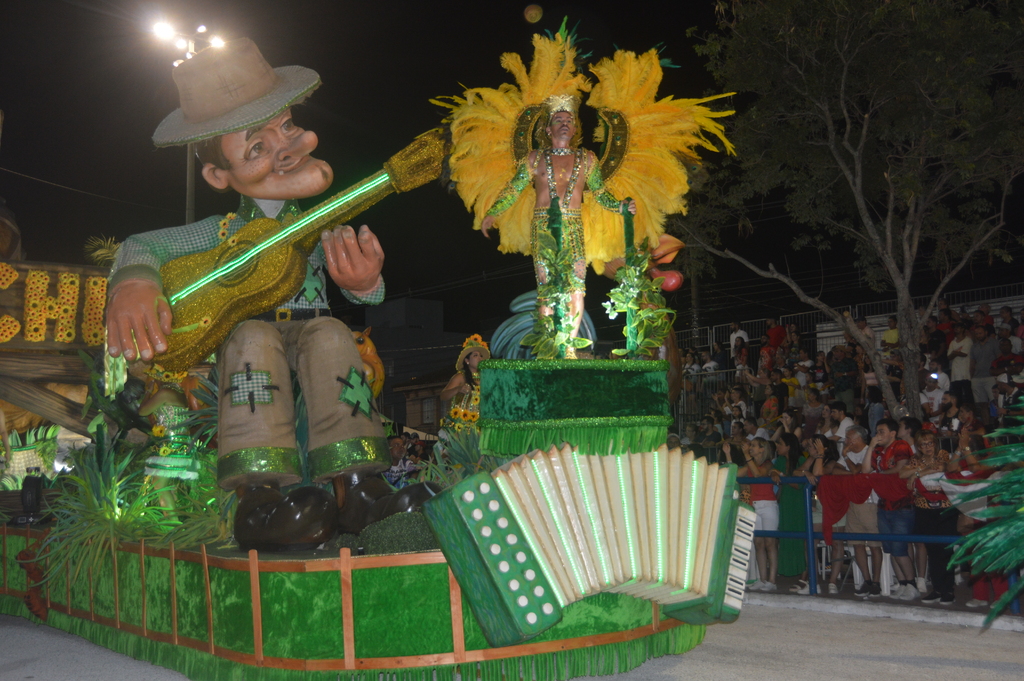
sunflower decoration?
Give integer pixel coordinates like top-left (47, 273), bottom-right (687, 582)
top-left (455, 334), bottom-right (490, 371)
top-left (217, 213), bottom-right (237, 241)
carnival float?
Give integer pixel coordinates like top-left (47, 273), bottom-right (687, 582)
top-left (0, 24), bottom-right (756, 681)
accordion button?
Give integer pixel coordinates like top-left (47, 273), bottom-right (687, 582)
top-left (524, 569), bottom-right (536, 580)
top-left (534, 586), bottom-right (544, 597)
top-left (526, 612), bottom-right (538, 624)
top-left (509, 579), bottom-right (520, 591)
top-left (490, 544), bottom-right (501, 555)
top-left (472, 510), bottom-right (483, 521)
top-left (462, 491), bottom-right (475, 503)
top-left (497, 517), bottom-right (509, 529)
top-left (479, 482), bottom-right (491, 494)
top-left (506, 534), bottom-right (518, 545)
top-left (515, 552), bottom-right (527, 563)
top-left (488, 500), bottom-right (500, 511)
top-left (517, 596), bottom-right (528, 607)
top-left (481, 526), bottom-right (492, 537)
top-left (542, 603), bottom-right (554, 615)
top-left (499, 561), bottom-right (510, 573)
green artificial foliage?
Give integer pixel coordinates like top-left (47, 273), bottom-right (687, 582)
top-left (181, 369), bottom-right (220, 451)
top-left (520, 229), bottom-right (592, 360)
top-left (603, 244), bottom-right (675, 359)
top-left (948, 424), bottom-right (1024, 625)
top-left (36, 427), bottom-right (177, 587)
top-left (421, 428), bottom-right (507, 489)
top-left (359, 512), bottom-right (441, 555)
top-left (0, 474), bottom-right (21, 492)
top-left (154, 456), bottom-right (236, 551)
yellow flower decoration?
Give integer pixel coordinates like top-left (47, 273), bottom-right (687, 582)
top-left (0, 263), bottom-right (19, 289)
top-left (158, 446), bottom-right (172, 456)
top-left (82, 276), bottom-right (107, 346)
top-left (144, 364), bottom-right (189, 384)
top-left (463, 333), bottom-right (486, 348)
top-left (449, 407), bottom-right (460, 419)
top-left (471, 394), bottom-right (480, 405)
top-left (152, 425), bottom-right (167, 437)
top-left (468, 411), bottom-right (479, 422)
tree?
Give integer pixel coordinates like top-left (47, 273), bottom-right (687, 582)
top-left (676, 0), bottom-right (1024, 418)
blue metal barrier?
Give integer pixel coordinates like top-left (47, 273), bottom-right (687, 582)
top-left (737, 475), bottom-right (1021, 612)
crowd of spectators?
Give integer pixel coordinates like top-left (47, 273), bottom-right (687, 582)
top-left (673, 302), bottom-right (1024, 608)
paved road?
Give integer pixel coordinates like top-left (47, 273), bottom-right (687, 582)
top-left (2, 604), bottom-right (1023, 681)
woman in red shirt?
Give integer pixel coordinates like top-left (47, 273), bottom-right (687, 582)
top-left (726, 438), bottom-right (779, 592)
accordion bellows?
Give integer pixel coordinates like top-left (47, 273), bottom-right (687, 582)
top-left (425, 443), bottom-right (755, 648)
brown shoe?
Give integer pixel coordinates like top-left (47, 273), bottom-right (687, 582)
top-left (234, 484), bottom-right (339, 552)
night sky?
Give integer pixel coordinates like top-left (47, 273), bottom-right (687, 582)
top-left (0, 0), bottom-right (720, 336)
top-left (4, 1), bottom-right (1017, 343)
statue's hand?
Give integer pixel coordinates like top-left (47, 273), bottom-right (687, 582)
top-left (625, 199), bottom-right (637, 215)
top-left (481, 215), bottom-right (496, 238)
top-left (322, 225), bottom-right (384, 295)
top-left (106, 278), bottom-right (172, 361)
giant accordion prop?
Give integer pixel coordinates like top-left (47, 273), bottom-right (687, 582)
top-left (424, 444), bottom-right (755, 647)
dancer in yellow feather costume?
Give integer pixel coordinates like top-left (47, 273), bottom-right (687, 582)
top-left (442, 29), bottom-right (735, 349)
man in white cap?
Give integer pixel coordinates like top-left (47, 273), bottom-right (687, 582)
top-left (105, 39), bottom-right (391, 549)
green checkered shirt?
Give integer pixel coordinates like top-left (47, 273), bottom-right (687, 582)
top-left (110, 195), bottom-right (385, 310)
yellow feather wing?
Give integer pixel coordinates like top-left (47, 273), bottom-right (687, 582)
top-left (585, 50), bottom-right (735, 273)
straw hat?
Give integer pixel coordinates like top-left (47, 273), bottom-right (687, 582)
top-left (456, 334), bottom-right (490, 371)
top-left (152, 38), bottom-right (321, 147)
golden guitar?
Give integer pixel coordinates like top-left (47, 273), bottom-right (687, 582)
top-left (155, 128), bottom-right (448, 372)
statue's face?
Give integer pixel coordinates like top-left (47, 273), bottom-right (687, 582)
top-left (203, 108), bottom-right (333, 200)
top-left (546, 111), bottom-right (576, 145)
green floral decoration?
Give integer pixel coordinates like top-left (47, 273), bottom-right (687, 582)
top-left (520, 229), bottom-right (593, 359)
top-left (603, 241), bottom-right (675, 360)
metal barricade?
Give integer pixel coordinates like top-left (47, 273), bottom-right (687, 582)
top-left (737, 475), bottom-right (1022, 614)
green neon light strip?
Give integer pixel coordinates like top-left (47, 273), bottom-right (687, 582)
top-left (530, 458), bottom-right (587, 598)
top-left (169, 172), bottom-right (392, 304)
top-left (495, 475), bottom-right (568, 608)
top-left (572, 454), bottom-right (611, 586)
top-left (616, 455), bottom-right (638, 582)
top-left (653, 452), bottom-right (664, 584)
top-left (683, 460), bottom-right (700, 591)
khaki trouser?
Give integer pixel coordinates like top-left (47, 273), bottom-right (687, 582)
top-left (216, 317), bottom-right (387, 490)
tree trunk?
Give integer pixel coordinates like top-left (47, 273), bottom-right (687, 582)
top-left (896, 295), bottom-right (924, 421)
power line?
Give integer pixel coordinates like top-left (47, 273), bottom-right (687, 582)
top-left (0, 166), bottom-right (178, 214)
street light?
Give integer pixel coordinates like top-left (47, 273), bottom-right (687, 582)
top-left (153, 21), bottom-right (226, 223)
